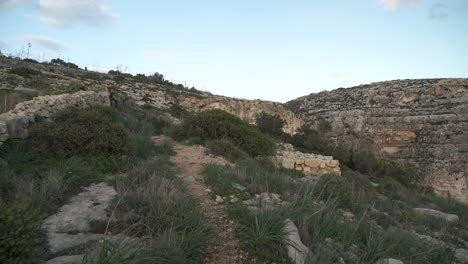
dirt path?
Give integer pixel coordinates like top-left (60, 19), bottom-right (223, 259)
top-left (157, 137), bottom-right (247, 264)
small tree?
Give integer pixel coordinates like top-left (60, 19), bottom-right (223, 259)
top-left (148, 72), bottom-right (165, 83)
top-left (255, 112), bottom-right (286, 137)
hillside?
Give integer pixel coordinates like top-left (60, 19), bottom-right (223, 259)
top-left (287, 79), bottom-right (468, 204)
top-left (1, 57), bottom-right (468, 264)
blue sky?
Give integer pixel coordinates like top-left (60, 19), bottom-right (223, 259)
top-left (1, 0), bottom-right (467, 102)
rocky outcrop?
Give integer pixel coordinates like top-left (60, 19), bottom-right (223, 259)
top-left (0, 89), bottom-right (110, 144)
top-left (284, 219), bottom-right (309, 264)
top-left (414, 208), bottom-right (459, 223)
top-left (288, 79), bottom-right (468, 203)
top-left (275, 143), bottom-right (341, 176)
top-left (177, 95), bottom-right (303, 135)
top-left (118, 85), bottom-right (303, 135)
top-left (42, 182), bottom-right (117, 254)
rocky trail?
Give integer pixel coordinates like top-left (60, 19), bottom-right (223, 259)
top-left (165, 137), bottom-right (248, 264)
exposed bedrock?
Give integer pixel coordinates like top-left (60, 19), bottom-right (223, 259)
top-left (288, 79), bottom-right (468, 203)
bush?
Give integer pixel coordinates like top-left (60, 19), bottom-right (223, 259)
top-left (205, 139), bottom-right (249, 162)
top-left (28, 106), bottom-right (131, 158)
top-left (255, 112), bottom-right (286, 137)
top-left (315, 175), bottom-right (352, 208)
top-left (7, 67), bottom-right (40, 78)
top-left (202, 164), bottom-right (236, 196)
top-left (0, 201), bottom-right (46, 263)
top-left (229, 159), bottom-right (290, 194)
top-left (351, 151), bottom-right (417, 185)
top-left (176, 109), bottom-right (275, 157)
top-left (229, 206), bottom-right (289, 262)
top-left (27, 76), bottom-right (50, 90)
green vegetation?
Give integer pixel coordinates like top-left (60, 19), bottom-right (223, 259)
top-left (205, 139), bottom-right (249, 162)
top-left (292, 126), bottom-right (418, 186)
top-left (0, 201), bottom-right (46, 264)
top-left (314, 175), bottom-right (353, 208)
top-left (8, 66), bottom-right (41, 78)
top-left (0, 89), bottom-right (38, 113)
top-left (229, 206), bottom-right (289, 262)
top-left (28, 106), bottom-right (130, 159)
top-left (255, 112), bottom-right (286, 137)
top-left (173, 109), bottom-right (275, 157)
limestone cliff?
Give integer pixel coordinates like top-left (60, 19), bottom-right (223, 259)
top-left (288, 79), bottom-right (468, 203)
top-left (119, 86), bottom-right (303, 135)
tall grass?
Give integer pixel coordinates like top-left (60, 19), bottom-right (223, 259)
top-left (106, 158), bottom-right (211, 262)
top-left (228, 205), bottom-right (290, 263)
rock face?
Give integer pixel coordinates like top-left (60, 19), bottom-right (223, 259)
top-left (0, 89), bottom-right (110, 144)
top-left (288, 79), bottom-right (468, 203)
top-left (275, 144), bottom-right (341, 175)
top-left (42, 182), bottom-right (117, 254)
top-left (118, 85), bottom-right (303, 135)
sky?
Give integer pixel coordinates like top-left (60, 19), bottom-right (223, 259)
top-left (0, 0), bottom-right (467, 102)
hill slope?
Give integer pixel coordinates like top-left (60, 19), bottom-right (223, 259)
top-left (287, 79), bottom-right (468, 203)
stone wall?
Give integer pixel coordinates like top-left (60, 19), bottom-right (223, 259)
top-left (275, 144), bottom-right (341, 176)
top-left (287, 78), bottom-right (468, 203)
top-left (0, 89), bottom-right (110, 144)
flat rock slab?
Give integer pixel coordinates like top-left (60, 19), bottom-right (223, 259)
top-left (43, 182), bottom-right (117, 233)
top-left (376, 259), bottom-right (404, 264)
top-left (42, 182), bottom-right (117, 254)
top-left (414, 208), bottom-right (459, 223)
top-left (46, 255), bottom-right (84, 264)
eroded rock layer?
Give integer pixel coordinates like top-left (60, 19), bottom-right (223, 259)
top-left (118, 85), bottom-right (303, 135)
top-left (288, 79), bottom-right (468, 203)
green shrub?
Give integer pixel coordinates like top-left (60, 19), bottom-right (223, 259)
top-left (8, 67), bottom-right (41, 78)
top-left (229, 159), bottom-right (290, 194)
top-left (316, 115), bottom-right (332, 132)
top-left (0, 201), bottom-right (46, 263)
top-left (27, 77), bottom-right (50, 90)
top-left (129, 134), bottom-right (154, 159)
top-left (154, 140), bottom-right (175, 156)
top-left (255, 112), bottom-right (286, 137)
top-left (315, 175), bottom-right (352, 208)
top-left (229, 205), bottom-right (289, 262)
top-left (28, 106), bottom-right (131, 158)
top-left (292, 127), bottom-right (333, 154)
top-left (176, 109), bottom-right (275, 157)
top-left (205, 139), bottom-right (249, 162)
top-left (202, 164), bottom-right (236, 196)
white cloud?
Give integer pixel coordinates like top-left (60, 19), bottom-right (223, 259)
top-left (0, 0), bottom-right (31, 12)
top-left (20, 34), bottom-right (65, 51)
top-left (379, 0), bottom-right (420, 10)
top-left (37, 0), bottom-right (117, 27)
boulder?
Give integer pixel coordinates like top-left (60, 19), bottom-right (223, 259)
top-left (414, 208), bottom-right (459, 223)
top-left (284, 219), bottom-right (309, 264)
top-left (455, 248), bottom-right (468, 263)
top-left (375, 259), bottom-right (404, 264)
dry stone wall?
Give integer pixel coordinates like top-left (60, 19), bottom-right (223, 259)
top-left (288, 79), bottom-right (468, 203)
top-left (275, 144), bottom-right (341, 176)
top-left (0, 89), bottom-right (110, 144)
